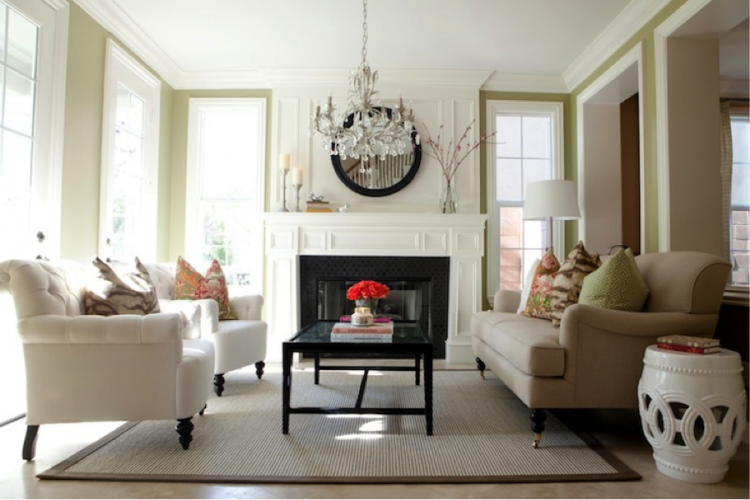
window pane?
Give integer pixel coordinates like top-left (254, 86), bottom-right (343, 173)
top-left (522, 116), bottom-right (550, 159)
top-left (0, 7), bottom-right (6, 64)
top-left (497, 158), bottom-right (522, 202)
top-left (200, 109), bottom-right (259, 199)
top-left (7, 8), bottom-right (36, 79)
top-left (116, 85), bottom-right (144, 137)
top-left (522, 159), bottom-right (549, 196)
top-left (731, 118), bottom-right (749, 164)
top-left (496, 115), bottom-right (521, 158)
top-left (0, 130), bottom-right (31, 240)
top-left (4, 69), bottom-right (34, 135)
top-left (732, 163), bottom-right (749, 207)
top-left (200, 201), bottom-right (258, 286)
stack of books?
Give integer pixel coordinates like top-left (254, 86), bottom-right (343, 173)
top-left (339, 314), bottom-right (391, 323)
top-left (306, 201), bottom-right (334, 213)
top-left (656, 334), bottom-right (720, 354)
top-left (331, 321), bottom-right (393, 342)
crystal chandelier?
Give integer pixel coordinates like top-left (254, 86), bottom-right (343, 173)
top-left (311, 0), bottom-right (418, 167)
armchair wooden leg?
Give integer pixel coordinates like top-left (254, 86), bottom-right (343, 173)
top-left (530, 409), bottom-right (547, 448)
top-left (214, 374), bottom-right (225, 396)
top-left (176, 417), bottom-right (194, 450)
top-left (199, 404), bottom-right (207, 416)
top-left (255, 361), bottom-right (265, 380)
top-left (22, 425), bottom-right (39, 461)
top-left (475, 357), bottom-right (486, 380)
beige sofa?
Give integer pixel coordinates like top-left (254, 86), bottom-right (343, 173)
top-left (471, 251), bottom-right (731, 447)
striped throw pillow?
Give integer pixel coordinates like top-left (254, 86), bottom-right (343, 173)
top-left (549, 241), bottom-right (602, 327)
top-left (84, 257), bottom-right (161, 316)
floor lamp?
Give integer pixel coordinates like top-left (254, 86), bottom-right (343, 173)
top-left (523, 180), bottom-right (581, 260)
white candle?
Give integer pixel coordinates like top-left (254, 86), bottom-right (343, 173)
top-left (278, 153), bottom-right (290, 170)
top-left (291, 167), bottom-right (303, 185)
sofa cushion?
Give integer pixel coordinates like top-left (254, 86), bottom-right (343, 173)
top-left (579, 248), bottom-right (649, 311)
top-left (84, 257), bottom-right (160, 316)
top-left (174, 257), bottom-right (238, 320)
top-left (549, 241), bottom-right (601, 327)
top-left (471, 310), bottom-right (564, 377)
top-left (521, 249), bottom-right (560, 321)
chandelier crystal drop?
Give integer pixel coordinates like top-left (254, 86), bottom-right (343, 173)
top-left (311, 0), bottom-right (419, 166)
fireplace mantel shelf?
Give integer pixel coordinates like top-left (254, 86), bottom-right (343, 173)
top-left (263, 212), bottom-right (487, 364)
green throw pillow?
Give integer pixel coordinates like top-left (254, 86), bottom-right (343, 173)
top-left (579, 248), bottom-right (649, 311)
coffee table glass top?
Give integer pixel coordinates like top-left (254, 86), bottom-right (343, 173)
top-left (288, 320), bottom-right (428, 344)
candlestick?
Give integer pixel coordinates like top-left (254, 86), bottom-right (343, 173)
top-left (291, 183), bottom-right (302, 212)
top-left (279, 153), bottom-right (290, 170)
top-left (279, 169), bottom-right (289, 212)
top-left (291, 167), bottom-right (303, 186)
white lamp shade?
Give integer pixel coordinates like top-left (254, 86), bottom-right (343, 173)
top-left (523, 180), bottom-right (581, 220)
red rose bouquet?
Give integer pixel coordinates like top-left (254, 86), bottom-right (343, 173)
top-left (346, 280), bottom-right (390, 300)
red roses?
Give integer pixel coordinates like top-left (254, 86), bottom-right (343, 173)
top-left (346, 280), bottom-right (390, 300)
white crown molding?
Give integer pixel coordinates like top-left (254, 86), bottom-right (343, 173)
top-left (75, 0), bottom-right (182, 87)
top-left (42, 0), bottom-right (69, 8)
top-left (481, 73), bottom-right (568, 93)
top-left (173, 70), bottom-right (271, 90)
top-left (260, 68), bottom-right (494, 90)
top-left (563, 0), bottom-right (671, 92)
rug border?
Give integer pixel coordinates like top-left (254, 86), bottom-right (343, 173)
top-left (37, 420), bottom-right (641, 484)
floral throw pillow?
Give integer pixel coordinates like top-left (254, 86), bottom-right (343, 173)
top-left (521, 249), bottom-right (561, 321)
top-left (549, 241), bottom-right (602, 327)
top-left (85, 256), bottom-right (160, 316)
top-left (174, 257), bottom-right (237, 320)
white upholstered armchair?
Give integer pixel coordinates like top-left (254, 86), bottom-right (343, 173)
top-left (143, 263), bottom-right (268, 396)
top-left (0, 259), bottom-right (215, 460)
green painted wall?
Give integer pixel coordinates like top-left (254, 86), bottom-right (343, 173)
top-left (168, 89), bottom-right (273, 261)
top-left (569, 0), bottom-right (690, 254)
top-left (60, 3), bottom-right (174, 262)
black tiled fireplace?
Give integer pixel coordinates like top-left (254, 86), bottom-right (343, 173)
top-left (299, 255), bottom-right (450, 358)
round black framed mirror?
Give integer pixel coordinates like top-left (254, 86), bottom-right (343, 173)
top-left (331, 107), bottom-right (421, 197)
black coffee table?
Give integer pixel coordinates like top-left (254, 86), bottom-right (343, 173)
top-left (282, 320), bottom-right (433, 435)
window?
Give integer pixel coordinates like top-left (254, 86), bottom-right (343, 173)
top-left (0, 0), bottom-right (65, 260)
top-left (99, 39), bottom-right (160, 263)
top-left (186, 98), bottom-right (266, 293)
top-left (730, 112), bottom-right (749, 286)
top-left (486, 101), bottom-right (564, 297)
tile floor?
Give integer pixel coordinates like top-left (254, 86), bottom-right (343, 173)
top-left (0, 362), bottom-right (747, 499)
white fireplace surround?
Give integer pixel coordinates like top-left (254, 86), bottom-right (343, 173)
top-left (263, 212), bottom-right (487, 363)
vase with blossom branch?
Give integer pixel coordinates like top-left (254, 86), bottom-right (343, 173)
top-left (423, 120), bottom-right (497, 213)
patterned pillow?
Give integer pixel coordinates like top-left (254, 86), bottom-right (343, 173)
top-left (579, 248), bottom-right (649, 311)
top-left (85, 257), bottom-right (160, 316)
top-left (521, 249), bottom-right (561, 320)
top-left (174, 257), bottom-right (237, 320)
top-left (549, 241), bottom-right (602, 327)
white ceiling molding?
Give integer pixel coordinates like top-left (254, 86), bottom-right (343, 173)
top-left (174, 70), bottom-right (271, 90)
top-left (563, 0), bottom-right (671, 91)
top-left (42, 0), bottom-right (69, 8)
top-left (75, 0), bottom-right (182, 87)
top-left (481, 73), bottom-right (568, 93)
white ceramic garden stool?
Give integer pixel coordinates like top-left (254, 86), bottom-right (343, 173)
top-left (637, 345), bottom-right (746, 483)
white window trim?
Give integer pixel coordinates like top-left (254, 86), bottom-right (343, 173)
top-left (185, 97), bottom-right (267, 281)
top-left (98, 38), bottom-right (160, 262)
top-left (485, 100), bottom-right (565, 299)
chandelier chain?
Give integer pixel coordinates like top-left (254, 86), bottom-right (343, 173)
top-left (361, 0), bottom-right (368, 66)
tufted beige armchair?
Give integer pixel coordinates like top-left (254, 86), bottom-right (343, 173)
top-left (0, 259), bottom-right (215, 460)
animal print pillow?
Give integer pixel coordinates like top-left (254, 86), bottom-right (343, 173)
top-left (521, 249), bottom-right (561, 321)
top-left (549, 241), bottom-right (601, 327)
top-left (85, 257), bottom-right (161, 316)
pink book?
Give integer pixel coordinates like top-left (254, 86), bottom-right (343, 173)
top-left (331, 322), bottom-right (393, 334)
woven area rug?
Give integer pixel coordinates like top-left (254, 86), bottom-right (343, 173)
top-left (40, 369), bottom-right (640, 484)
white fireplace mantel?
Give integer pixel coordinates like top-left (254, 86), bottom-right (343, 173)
top-left (263, 212), bottom-right (487, 364)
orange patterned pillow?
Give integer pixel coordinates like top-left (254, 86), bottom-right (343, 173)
top-left (174, 256), bottom-right (237, 320)
top-left (521, 249), bottom-right (561, 321)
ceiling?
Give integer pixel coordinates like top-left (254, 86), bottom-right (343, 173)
top-left (79, 0), bottom-right (747, 91)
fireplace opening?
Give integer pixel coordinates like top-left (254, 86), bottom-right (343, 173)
top-left (299, 256), bottom-right (450, 358)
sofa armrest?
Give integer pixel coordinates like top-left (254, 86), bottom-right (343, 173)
top-left (494, 290), bottom-right (521, 313)
top-left (230, 294), bottom-right (264, 321)
top-left (159, 299), bottom-right (201, 339)
top-left (195, 299), bottom-right (220, 334)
